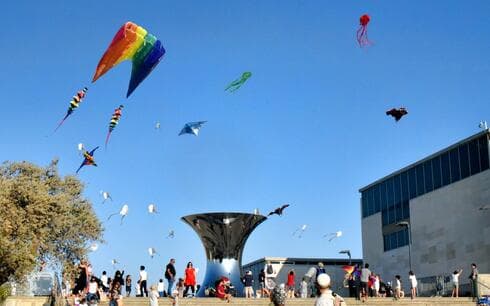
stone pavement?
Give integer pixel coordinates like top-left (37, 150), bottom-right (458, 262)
top-left (2, 296), bottom-right (479, 306)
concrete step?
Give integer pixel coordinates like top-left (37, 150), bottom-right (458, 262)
top-left (3, 296), bottom-right (478, 306)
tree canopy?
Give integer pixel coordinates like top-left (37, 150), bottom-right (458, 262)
top-left (0, 160), bottom-right (103, 285)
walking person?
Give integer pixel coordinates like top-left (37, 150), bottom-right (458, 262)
top-left (286, 269), bottom-right (295, 298)
top-left (408, 271), bottom-right (417, 299)
top-left (451, 269), bottom-right (463, 298)
top-left (139, 266), bottom-right (148, 297)
top-left (125, 275), bottom-right (131, 297)
top-left (183, 262), bottom-right (197, 297)
top-left (470, 263), bottom-right (479, 301)
top-left (165, 259), bottom-right (177, 295)
top-left (259, 268), bottom-right (268, 298)
top-left (360, 263), bottom-right (371, 302)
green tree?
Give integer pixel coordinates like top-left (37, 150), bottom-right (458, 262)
top-left (0, 160), bottom-right (103, 285)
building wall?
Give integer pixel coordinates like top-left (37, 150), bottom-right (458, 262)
top-left (362, 169), bottom-right (490, 295)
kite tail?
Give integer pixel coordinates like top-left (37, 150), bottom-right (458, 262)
top-left (107, 212), bottom-right (118, 220)
top-left (53, 112), bottom-right (71, 134)
top-left (105, 130), bottom-right (112, 148)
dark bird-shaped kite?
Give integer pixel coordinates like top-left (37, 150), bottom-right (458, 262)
top-left (267, 204), bottom-right (290, 216)
top-left (386, 107), bottom-right (408, 122)
top-left (179, 121), bottom-right (207, 136)
top-left (76, 146), bottom-right (99, 173)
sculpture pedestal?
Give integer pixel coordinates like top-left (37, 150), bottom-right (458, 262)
top-left (181, 213), bottom-right (266, 297)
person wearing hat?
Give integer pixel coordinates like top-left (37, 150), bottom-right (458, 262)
top-left (315, 273), bottom-right (346, 306)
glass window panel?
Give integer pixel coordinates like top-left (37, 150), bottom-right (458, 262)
top-left (479, 136), bottom-right (489, 171)
top-left (386, 177), bottom-right (394, 208)
top-left (388, 206), bottom-right (395, 224)
top-left (395, 203), bottom-right (403, 223)
top-left (469, 139), bottom-right (480, 175)
top-left (384, 235), bottom-right (390, 252)
top-left (405, 228), bottom-right (410, 245)
top-left (416, 164), bottom-right (425, 196)
top-left (402, 200), bottom-right (410, 219)
top-left (394, 174), bottom-right (401, 205)
top-left (424, 160), bottom-right (433, 193)
top-left (408, 167), bottom-right (417, 199)
top-left (382, 209), bottom-right (388, 226)
top-left (441, 152), bottom-right (451, 186)
top-left (459, 144), bottom-right (470, 179)
top-left (432, 156), bottom-right (442, 189)
top-left (401, 171), bottom-right (409, 201)
top-left (450, 148), bottom-right (460, 183)
top-left (374, 185), bottom-right (381, 213)
top-left (380, 181), bottom-right (387, 211)
top-left (397, 230), bottom-right (405, 246)
top-left (362, 194), bottom-right (368, 218)
top-left (390, 233), bottom-right (397, 250)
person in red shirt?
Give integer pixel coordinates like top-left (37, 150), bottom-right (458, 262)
top-left (286, 269), bottom-right (295, 298)
top-left (183, 262), bottom-right (197, 297)
top-left (216, 278), bottom-right (232, 303)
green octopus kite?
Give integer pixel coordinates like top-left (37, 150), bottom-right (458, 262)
top-left (225, 72), bottom-right (252, 92)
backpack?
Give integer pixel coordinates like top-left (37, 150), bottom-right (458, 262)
top-left (267, 264), bottom-right (273, 275)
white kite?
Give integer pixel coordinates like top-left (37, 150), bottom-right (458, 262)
top-left (148, 247), bottom-right (159, 258)
top-left (155, 121), bottom-right (161, 130)
top-left (100, 190), bottom-right (113, 203)
top-left (111, 259), bottom-right (118, 266)
top-left (148, 203), bottom-right (158, 214)
top-left (324, 230), bottom-right (343, 242)
top-left (89, 243), bottom-right (98, 252)
top-left (108, 204), bottom-right (129, 225)
top-left (292, 224), bottom-right (308, 238)
top-left (78, 143), bottom-right (84, 153)
top-left (167, 230), bottom-right (175, 239)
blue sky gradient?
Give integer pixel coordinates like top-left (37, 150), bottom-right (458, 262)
top-left (1, 0), bottom-right (490, 284)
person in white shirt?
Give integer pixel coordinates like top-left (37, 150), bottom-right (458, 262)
top-left (314, 273), bottom-right (345, 306)
top-left (451, 269), bottom-right (463, 298)
top-left (394, 275), bottom-right (404, 300)
top-left (408, 271), bottom-right (417, 299)
top-left (360, 263), bottom-right (371, 302)
top-left (157, 279), bottom-right (165, 297)
top-left (101, 271), bottom-right (108, 292)
top-left (300, 277), bottom-right (308, 298)
top-left (139, 266), bottom-right (148, 297)
top-left (149, 284), bottom-right (159, 306)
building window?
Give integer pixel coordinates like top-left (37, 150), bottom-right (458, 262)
top-left (362, 194), bottom-right (368, 218)
top-left (459, 144), bottom-right (470, 179)
top-left (424, 160), bottom-right (433, 193)
top-left (450, 148), bottom-right (460, 183)
top-left (386, 177), bottom-right (394, 208)
top-left (401, 171), bottom-right (409, 201)
top-left (432, 156), bottom-right (442, 189)
top-left (469, 139), bottom-right (480, 175)
top-left (408, 167), bottom-right (417, 199)
top-left (441, 151), bottom-right (451, 186)
top-left (402, 200), bottom-right (410, 219)
top-left (380, 181), bottom-right (387, 211)
top-left (479, 135), bottom-right (489, 171)
top-left (416, 164), bottom-right (425, 196)
top-left (383, 228), bottom-right (409, 252)
top-left (374, 185), bottom-right (381, 213)
top-left (394, 174), bottom-right (401, 206)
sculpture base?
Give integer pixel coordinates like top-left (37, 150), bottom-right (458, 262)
top-left (198, 259), bottom-right (242, 297)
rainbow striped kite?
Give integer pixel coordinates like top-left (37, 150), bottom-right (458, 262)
top-left (342, 265), bottom-right (355, 274)
top-left (92, 22), bottom-right (166, 97)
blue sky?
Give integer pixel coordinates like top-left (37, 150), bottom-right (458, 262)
top-left (1, 0), bottom-right (490, 285)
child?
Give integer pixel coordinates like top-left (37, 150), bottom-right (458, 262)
top-left (300, 276), bottom-right (308, 298)
top-left (394, 275), bottom-right (404, 300)
top-left (135, 280), bottom-right (141, 297)
top-left (149, 284), bottom-right (159, 306)
top-left (79, 298), bottom-right (88, 306)
top-left (157, 279), bottom-right (165, 297)
top-left (176, 278), bottom-right (185, 298)
top-left (451, 269), bottom-right (463, 298)
top-left (408, 271), bottom-right (417, 299)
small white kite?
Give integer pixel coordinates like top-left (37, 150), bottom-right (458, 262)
top-left (167, 230), bottom-right (175, 239)
top-left (78, 143), bottom-right (84, 153)
top-left (89, 243), bottom-right (98, 252)
top-left (324, 230), bottom-right (343, 241)
top-left (111, 259), bottom-right (118, 266)
top-left (155, 121), bottom-right (161, 130)
top-left (108, 204), bottom-right (129, 225)
top-left (292, 224), bottom-right (308, 238)
top-left (100, 190), bottom-right (112, 203)
top-left (148, 203), bottom-right (158, 214)
top-left (148, 247), bottom-right (159, 258)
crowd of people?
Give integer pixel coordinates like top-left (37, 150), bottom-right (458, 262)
top-left (65, 258), bottom-right (481, 306)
